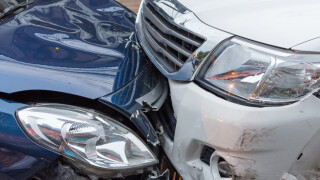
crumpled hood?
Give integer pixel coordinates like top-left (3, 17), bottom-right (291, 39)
top-left (179, 0), bottom-right (320, 50)
top-left (0, 0), bottom-right (147, 99)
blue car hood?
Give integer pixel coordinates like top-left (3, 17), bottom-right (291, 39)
top-left (0, 0), bottom-right (147, 99)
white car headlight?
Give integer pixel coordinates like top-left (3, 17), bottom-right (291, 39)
top-left (16, 104), bottom-right (157, 171)
top-left (197, 37), bottom-right (320, 105)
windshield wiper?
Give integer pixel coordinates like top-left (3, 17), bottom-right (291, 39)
top-left (0, 0), bottom-right (36, 20)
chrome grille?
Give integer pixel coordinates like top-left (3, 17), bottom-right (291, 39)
top-left (141, 2), bottom-right (205, 72)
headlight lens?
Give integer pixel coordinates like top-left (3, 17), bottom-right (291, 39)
top-left (197, 37), bottom-right (320, 105)
top-left (16, 104), bottom-right (157, 170)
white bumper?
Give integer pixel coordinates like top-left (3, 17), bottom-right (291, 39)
top-left (163, 80), bottom-right (320, 180)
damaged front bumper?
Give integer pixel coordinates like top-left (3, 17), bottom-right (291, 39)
top-left (165, 80), bottom-right (320, 180)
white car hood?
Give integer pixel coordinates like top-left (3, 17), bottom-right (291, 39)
top-left (179, 0), bottom-right (320, 50)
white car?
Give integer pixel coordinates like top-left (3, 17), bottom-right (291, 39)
top-left (136, 0), bottom-right (320, 179)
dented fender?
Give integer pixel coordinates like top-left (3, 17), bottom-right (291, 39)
top-left (99, 64), bottom-right (167, 145)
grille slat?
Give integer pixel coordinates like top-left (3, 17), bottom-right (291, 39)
top-left (141, 2), bottom-right (205, 72)
top-left (144, 27), bottom-right (184, 67)
top-left (145, 20), bottom-right (193, 58)
top-left (144, 4), bottom-right (202, 47)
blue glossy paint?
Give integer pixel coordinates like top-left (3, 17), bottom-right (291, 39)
top-left (0, 99), bottom-right (59, 179)
top-left (0, 0), bottom-right (147, 99)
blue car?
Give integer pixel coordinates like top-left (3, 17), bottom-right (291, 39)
top-left (0, 0), bottom-right (173, 179)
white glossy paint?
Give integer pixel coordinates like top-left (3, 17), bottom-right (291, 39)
top-left (292, 37), bottom-right (320, 53)
top-left (179, 0), bottom-right (320, 50)
top-left (166, 80), bottom-right (320, 179)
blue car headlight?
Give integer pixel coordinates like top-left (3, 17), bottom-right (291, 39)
top-left (16, 104), bottom-right (157, 171)
top-left (197, 37), bottom-right (320, 105)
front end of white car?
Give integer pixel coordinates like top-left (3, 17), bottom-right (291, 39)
top-left (136, 0), bottom-right (320, 179)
